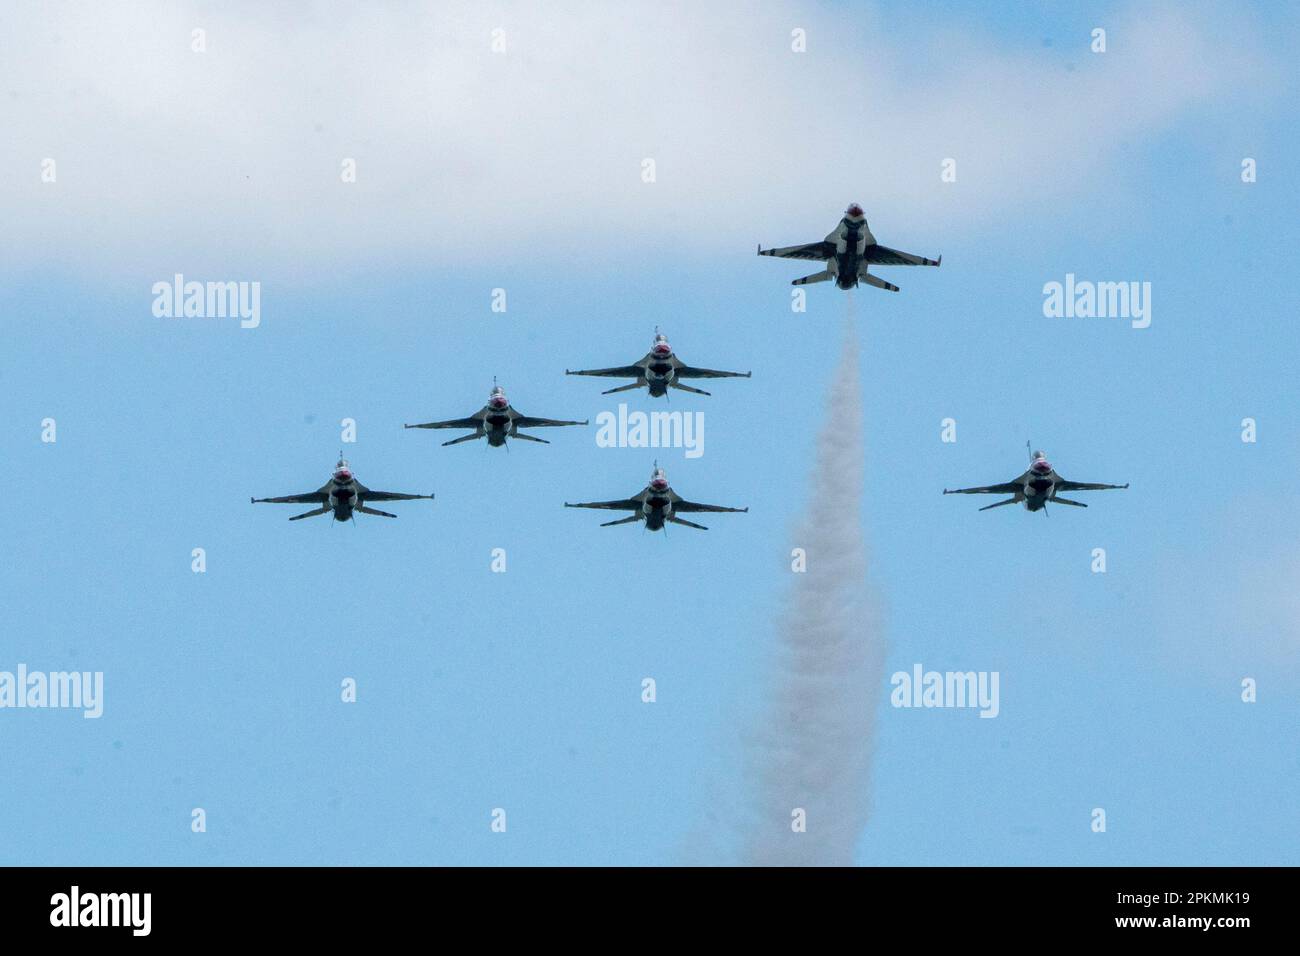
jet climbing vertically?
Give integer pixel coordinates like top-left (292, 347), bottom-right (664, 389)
top-left (758, 203), bottom-right (941, 292)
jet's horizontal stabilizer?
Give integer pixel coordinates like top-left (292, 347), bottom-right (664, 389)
top-left (1050, 497), bottom-right (1088, 508)
top-left (600, 514), bottom-right (642, 528)
top-left (667, 515), bottom-right (709, 530)
top-left (289, 506), bottom-right (332, 521)
top-left (357, 505), bottom-right (397, 518)
top-left (792, 270), bottom-right (833, 286)
top-left (859, 271), bottom-right (900, 292)
top-left (978, 498), bottom-right (1019, 512)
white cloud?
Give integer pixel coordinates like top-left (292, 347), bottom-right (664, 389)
top-left (0, 2), bottom-right (1276, 279)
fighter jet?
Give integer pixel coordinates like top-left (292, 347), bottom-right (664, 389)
top-left (944, 447), bottom-right (1128, 513)
top-left (404, 381), bottom-right (587, 447)
top-left (251, 457), bottom-right (434, 521)
top-left (758, 203), bottom-right (940, 291)
top-left (565, 329), bottom-right (751, 397)
top-left (565, 463), bottom-right (748, 531)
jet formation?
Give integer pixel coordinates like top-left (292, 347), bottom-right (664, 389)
top-left (251, 207), bottom-right (1130, 532)
top-left (758, 203), bottom-right (940, 292)
top-left (944, 447), bottom-right (1129, 514)
top-left (253, 332), bottom-right (748, 530)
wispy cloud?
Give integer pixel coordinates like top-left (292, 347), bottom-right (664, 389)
top-left (0, 2), bottom-right (1276, 278)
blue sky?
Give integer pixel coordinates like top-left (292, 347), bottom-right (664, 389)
top-left (1, 1), bottom-right (1297, 865)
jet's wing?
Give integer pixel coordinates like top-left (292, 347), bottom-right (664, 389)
top-left (404, 408), bottom-right (485, 430)
top-left (943, 480), bottom-right (1022, 496)
top-left (676, 366), bottom-right (752, 380)
top-left (566, 364), bottom-right (645, 379)
top-left (1055, 478), bottom-right (1129, 492)
top-left (513, 414), bottom-right (588, 428)
top-left (252, 484), bottom-right (329, 504)
top-left (863, 244), bottom-right (941, 267)
top-left (757, 241), bottom-right (835, 261)
top-left (565, 498), bottom-right (641, 511)
top-left (674, 500), bottom-right (748, 514)
top-left (355, 484), bottom-right (435, 502)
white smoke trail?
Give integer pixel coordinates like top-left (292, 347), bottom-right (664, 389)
top-left (739, 311), bottom-right (886, 866)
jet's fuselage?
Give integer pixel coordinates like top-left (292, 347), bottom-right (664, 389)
top-left (643, 492), bottom-right (673, 530)
top-left (645, 361), bottom-right (676, 397)
top-left (1021, 473), bottom-right (1057, 511)
top-left (832, 216), bottom-right (869, 290)
top-left (329, 480), bottom-right (357, 520)
top-left (485, 413), bottom-right (511, 445)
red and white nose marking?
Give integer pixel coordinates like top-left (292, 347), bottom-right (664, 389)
top-left (650, 477), bottom-right (668, 491)
top-left (845, 203), bottom-right (864, 219)
top-left (1031, 459), bottom-right (1052, 475)
top-left (652, 341), bottom-right (672, 357)
top-left (334, 469), bottom-right (352, 481)
top-left (490, 394), bottom-right (508, 409)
